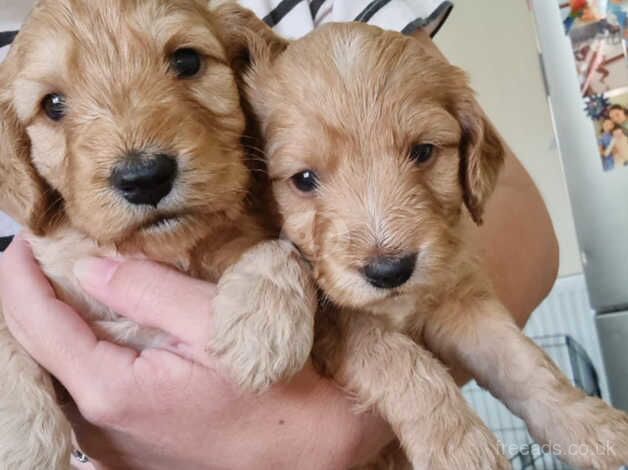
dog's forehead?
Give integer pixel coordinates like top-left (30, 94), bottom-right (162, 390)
top-left (263, 26), bottom-right (466, 176)
top-left (275, 25), bottom-right (460, 117)
top-left (281, 25), bottom-right (421, 81)
top-left (267, 26), bottom-right (461, 143)
top-left (21, 0), bottom-right (224, 72)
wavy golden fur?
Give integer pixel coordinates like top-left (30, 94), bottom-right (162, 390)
top-left (220, 10), bottom-right (628, 469)
top-left (0, 1), bottom-right (316, 468)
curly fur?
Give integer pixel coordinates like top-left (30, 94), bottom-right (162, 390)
top-left (226, 15), bottom-right (628, 470)
top-left (0, 1), bottom-right (316, 468)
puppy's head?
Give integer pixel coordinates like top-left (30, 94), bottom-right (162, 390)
top-left (0, 0), bottom-right (250, 254)
top-left (245, 23), bottom-right (505, 309)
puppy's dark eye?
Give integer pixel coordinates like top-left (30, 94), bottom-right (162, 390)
top-left (291, 170), bottom-right (319, 193)
top-left (171, 48), bottom-right (202, 78)
top-left (42, 93), bottom-right (66, 121)
top-left (409, 144), bottom-right (435, 165)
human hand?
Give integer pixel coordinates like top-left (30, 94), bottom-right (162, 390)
top-left (0, 237), bottom-right (392, 470)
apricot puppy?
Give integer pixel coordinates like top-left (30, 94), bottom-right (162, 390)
top-left (0, 1), bottom-right (315, 469)
top-left (236, 17), bottom-right (628, 470)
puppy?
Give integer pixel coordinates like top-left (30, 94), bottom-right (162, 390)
top-left (0, 1), bottom-right (316, 469)
top-left (228, 13), bottom-right (628, 470)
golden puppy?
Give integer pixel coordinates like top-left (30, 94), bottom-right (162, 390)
top-left (0, 1), bottom-right (316, 469)
top-left (225, 12), bottom-right (628, 470)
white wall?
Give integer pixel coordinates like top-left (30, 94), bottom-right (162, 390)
top-left (435, 0), bottom-right (583, 277)
top-left (0, 0), bottom-right (33, 62)
top-left (0, 0), bottom-right (32, 28)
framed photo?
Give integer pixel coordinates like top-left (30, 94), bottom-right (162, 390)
top-left (564, 0), bottom-right (627, 96)
top-left (570, 18), bottom-right (627, 96)
top-left (593, 87), bottom-right (628, 171)
top-left (562, 1), bottom-right (627, 34)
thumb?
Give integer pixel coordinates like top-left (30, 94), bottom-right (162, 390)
top-left (73, 257), bottom-right (216, 350)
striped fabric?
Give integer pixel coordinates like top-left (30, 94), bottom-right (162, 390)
top-left (0, 31), bottom-right (18, 49)
top-left (0, 0), bottom-right (453, 251)
top-left (243, 0), bottom-right (453, 38)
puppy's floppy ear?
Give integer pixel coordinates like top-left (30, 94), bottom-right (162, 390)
top-left (210, 1), bottom-right (288, 74)
top-left (456, 97), bottom-right (506, 225)
top-left (0, 66), bottom-right (58, 234)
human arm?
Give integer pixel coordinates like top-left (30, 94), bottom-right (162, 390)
top-left (411, 28), bottom-right (559, 328)
top-left (409, 29), bottom-right (559, 387)
top-left (471, 142), bottom-right (559, 325)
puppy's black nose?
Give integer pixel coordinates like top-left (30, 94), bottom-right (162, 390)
top-left (111, 153), bottom-right (177, 206)
top-left (363, 254), bottom-right (417, 289)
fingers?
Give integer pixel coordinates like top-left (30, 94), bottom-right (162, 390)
top-left (73, 257), bottom-right (216, 350)
top-left (0, 236), bottom-right (138, 399)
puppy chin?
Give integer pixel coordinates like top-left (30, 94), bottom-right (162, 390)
top-left (316, 263), bottom-right (390, 309)
top-left (316, 253), bottom-right (429, 313)
top-left (319, 272), bottom-right (419, 320)
top-left (130, 212), bottom-right (205, 238)
top-left (115, 216), bottom-right (209, 264)
top-left (68, 204), bottom-right (199, 248)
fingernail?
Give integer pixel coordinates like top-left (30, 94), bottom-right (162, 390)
top-left (73, 257), bottom-right (121, 290)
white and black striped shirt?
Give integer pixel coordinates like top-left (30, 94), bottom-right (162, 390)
top-left (0, 0), bottom-right (453, 249)
top-left (242, 0), bottom-right (452, 38)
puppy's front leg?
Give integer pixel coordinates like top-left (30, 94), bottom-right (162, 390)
top-left (424, 295), bottom-right (628, 470)
top-left (0, 309), bottom-right (73, 470)
top-left (209, 240), bottom-right (317, 392)
top-left (336, 313), bottom-right (508, 470)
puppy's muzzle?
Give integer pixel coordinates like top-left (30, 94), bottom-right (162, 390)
top-left (111, 152), bottom-right (178, 207)
top-left (362, 254), bottom-right (417, 289)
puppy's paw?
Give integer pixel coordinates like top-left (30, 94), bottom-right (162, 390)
top-left (426, 418), bottom-right (509, 470)
top-left (403, 401), bottom-right (508, 470)
top-left (456, 424), bottom-right (510, 470)
top-left (209, 240), bottom-right (317, 392)
top-left (531, 396), bottom-right (628, 470)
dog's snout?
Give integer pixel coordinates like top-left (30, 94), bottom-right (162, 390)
top-left (362, 254), bottom-right (417, 289)
top-left (111, 153), bottom-right (177, 207)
